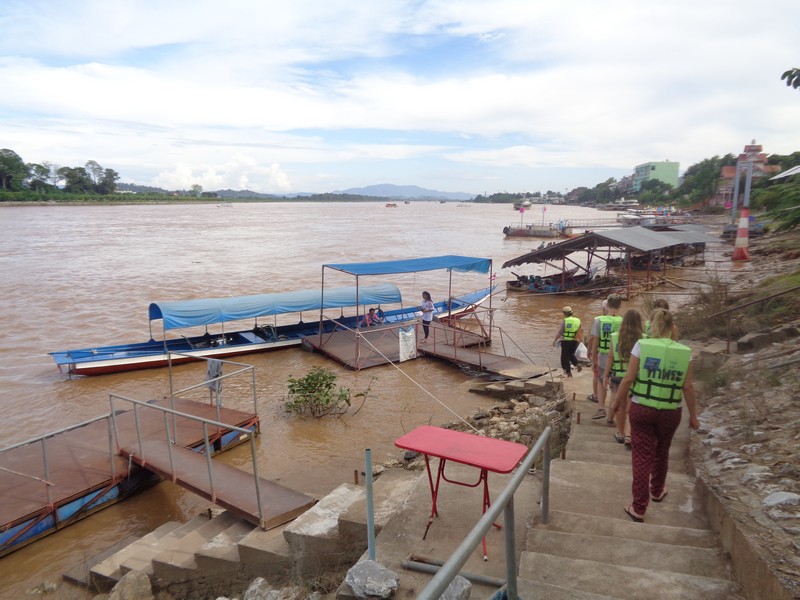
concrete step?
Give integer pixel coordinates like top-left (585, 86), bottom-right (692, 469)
top-left (193, 519), bottom-right (256, 574)
top-left (565, 437), bottom-right (688, 462)
top-left (548, 459), bottom-right (708, 529)
top-left (564, 449), bottom-right (691, 474)
top-left (519, 552), bottom-right (738, 600)
top-left (236, 524), bottom-right (294, 580)
top-left (569, 423), bottom-right (693, 448)
top-left (539, 510), bottom-right (719, 549)
top-left (88, 521), bottom-right (181, 591)
top-left (118, 515), bottom-right (210, 577)
top-left (284, 483), bottom-right (367, 576)
top-left (150, 511), bottom-right (244, 584)
top-left (516, 578), bottom-right (620, 600)
top-left (527, 528), bottom-right (730, 579)
top-left (338, 468), bottom-right (420, 543)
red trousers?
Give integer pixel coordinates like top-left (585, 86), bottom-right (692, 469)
top-left (629, 402), bottom-right (682, 515)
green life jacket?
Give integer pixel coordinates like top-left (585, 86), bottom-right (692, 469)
top-left (597, 315), bottom-right (622, 354)
top-left (631, 338), bottom-right (691, 409)
top-left (562, 316), bottom-right (581, 340)
top-left (609, 331), bottom-right (626, 378)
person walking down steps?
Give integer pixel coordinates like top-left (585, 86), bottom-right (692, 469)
top-left (614, 308), bottom-right (700, 523)
top-left (553, 306), bottom-right (583, 377)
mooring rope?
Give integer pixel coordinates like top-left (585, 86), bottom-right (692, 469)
top-left (340, 321), bottom-right (482, 435)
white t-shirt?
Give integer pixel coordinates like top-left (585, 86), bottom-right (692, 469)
top-left (420, 299), bottom-right (434, 323)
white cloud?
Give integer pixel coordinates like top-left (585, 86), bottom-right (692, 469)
top-left (1, 0), bottom-right (799, 194)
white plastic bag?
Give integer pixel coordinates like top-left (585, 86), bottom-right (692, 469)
top-left (575, 341), bottom-right (588, 361)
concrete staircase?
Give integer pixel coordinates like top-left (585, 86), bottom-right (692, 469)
top-left (516, 392), bottom-right (745, 599)
top-left (84, 468), bottom-right (420, 597)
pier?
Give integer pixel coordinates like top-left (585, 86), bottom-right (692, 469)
top-left (0, 357), bottom-right (314, 557)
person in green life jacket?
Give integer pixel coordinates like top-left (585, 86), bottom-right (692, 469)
top-left (614, 309), bottom-right (700, 523)
top-left (553, 306), bottom-right (583, 377)
top-left (644, 298), bottom-right (679, 339)
top-left (604, 308), bottom-right (644, 448)
top-left (589, 294), bottom-right (623, 421)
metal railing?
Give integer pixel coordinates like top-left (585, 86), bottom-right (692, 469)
top-left (166, 351), bottom-right (259, 422)
top-left (416, 426), bottom-right (552, 600)
top-left (708, 284), bottom-right (800, 353)
top-left (108, 393), bottom-right (266, 528)
top-left (0, 414), bottom-right (117, 506)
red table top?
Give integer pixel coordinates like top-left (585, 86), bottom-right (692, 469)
top-left (394, 425), bottom-right (528, 474)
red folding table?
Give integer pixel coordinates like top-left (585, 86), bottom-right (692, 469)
top-left (394, 425), bottom-right (529, 560)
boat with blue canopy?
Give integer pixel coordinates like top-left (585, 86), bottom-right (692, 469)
top-left (49, 279), bottom-right (492, 377)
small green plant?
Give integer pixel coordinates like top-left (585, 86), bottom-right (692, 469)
top-left (284, 367), bottom-right (353, 417)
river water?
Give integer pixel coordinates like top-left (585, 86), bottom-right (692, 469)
top-left (0, 201), bottom-right (728, 597)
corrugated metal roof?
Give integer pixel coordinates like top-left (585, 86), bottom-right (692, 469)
top-left (502, 226), bottom-right (716, 268)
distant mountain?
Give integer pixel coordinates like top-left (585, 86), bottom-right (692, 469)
top-left (117, 182), bottom-right (473, 201)
top-left (336, 184), bottom-right (473, 201)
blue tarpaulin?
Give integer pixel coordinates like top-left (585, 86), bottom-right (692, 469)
top-left (149, 283), bottom-right (402, 330)
top-left (324, 255), bottom-right (492, 276)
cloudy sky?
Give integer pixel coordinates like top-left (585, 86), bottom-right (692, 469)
top-left (2, 1), bottom-right (799, 195)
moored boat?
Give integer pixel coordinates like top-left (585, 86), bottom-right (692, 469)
top-left (503, 222), bottom-right (573, 238)
top-left (49, 284), bottom-right (493, 377)
top-left (506, 266), bottom-right (598, 293)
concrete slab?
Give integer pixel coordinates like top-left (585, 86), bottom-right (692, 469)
top-left (527, 528), bottom-right (729, 578)
top-left (548, 459), bottom-right (707, 529)
top-left (194, 520), bottom-right (255, 571)
top-left (236, 524), bottom-right (293, 579)
top-left (89, 521), bottom-right (181, 590)
top-left (118, 515), bottom-right (209, 577)
top-left (519, 552), bottom-right (736, 600)
top-left (150, 511), bottom-right (243, 583)
top-left (338, 468), bottom-right (421, 543)
top-left (283, 483), bottom-right (366, 575)
top-left (348, 461), bottom-right (541, 598)
top-left (538, 509), bottom-right (719, 548)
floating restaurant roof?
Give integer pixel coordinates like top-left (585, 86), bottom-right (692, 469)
top-left (502, 226), bottom-right (717, 268)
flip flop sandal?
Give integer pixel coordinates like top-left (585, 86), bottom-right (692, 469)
top-left (624, 436), bottom-right (632, 449)
top-left (651, 490), bottom-right (668, 503)
top-left (624, 505), bottom-right (644, 522)
top-left (613, 432), bottom-right (625, 443)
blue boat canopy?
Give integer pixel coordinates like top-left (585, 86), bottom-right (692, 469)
top-left (149, 283), bottom-right (402, 330)
top-left (324, 255), bottom-right (492, 276)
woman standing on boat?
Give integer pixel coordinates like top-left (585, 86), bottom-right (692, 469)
top-left (419, 291), bottom-right (434, 343)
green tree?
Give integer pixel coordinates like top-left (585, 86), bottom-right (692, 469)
top-left (85, 160), bottom-right (103, 186)
top-left (781, 67), bottom-right (800, 90)
top-left (191, 184), bottom-right (203, 197)
top-left (638, 179), bottom-right (673, 205)
top-left (674, 154), bottom-right (736, 205)
top-left (97, 168), bottom-right (120, 195)
top-left (0, 149), bottom-right (29, 191)
top-left (26, 163), bottom-right (53, 192)
top-left (58, 166), bottom-right (94, 193)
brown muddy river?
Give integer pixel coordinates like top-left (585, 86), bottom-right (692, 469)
top-left (0, 201), bottom-right (731, 597)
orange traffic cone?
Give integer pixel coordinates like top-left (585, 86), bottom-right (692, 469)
top-left (731, 207), bottom-right (751, 261)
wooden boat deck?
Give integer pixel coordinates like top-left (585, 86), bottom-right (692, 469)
top-left (307, 322), bottom-right (547, 378)
top-left (0, 398), bottom-right (276, 552)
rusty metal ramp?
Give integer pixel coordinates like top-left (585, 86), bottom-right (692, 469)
top-left (119, 441), bottom-right (315, 530)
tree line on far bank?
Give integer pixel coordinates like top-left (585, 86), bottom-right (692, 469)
top-left (1, 147), bottom-right (799, 230)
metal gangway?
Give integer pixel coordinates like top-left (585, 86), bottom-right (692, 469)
top-left (110, 352), bottom-right (315, 529)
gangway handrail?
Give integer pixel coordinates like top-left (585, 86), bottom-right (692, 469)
top-left (108, 394), bottom-right (265, 528)
top-left (165, 352), bottom-right (258, 420)
top-left (0, 414), bottom-right (117, 503)
top-left (417, 426), bottom-right (552, 600)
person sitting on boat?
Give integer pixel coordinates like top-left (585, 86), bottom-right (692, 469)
top-left (361, 307), bottom-right (383, 327)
